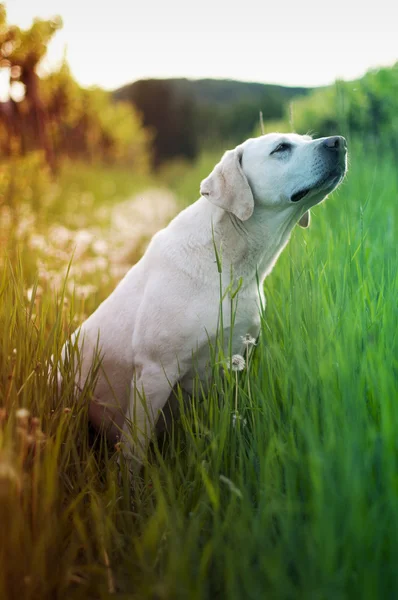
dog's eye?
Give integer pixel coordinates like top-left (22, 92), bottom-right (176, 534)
top-left (270, 142), bottom-right (291, 155)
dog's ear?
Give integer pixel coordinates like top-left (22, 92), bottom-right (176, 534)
top-left (200, 148), bottom-right (254, 221)
top-left (298, 210), bottom-right (310, 228)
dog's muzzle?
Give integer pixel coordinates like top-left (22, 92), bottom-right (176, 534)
top-left (291, 136), bottom-right (347, 202)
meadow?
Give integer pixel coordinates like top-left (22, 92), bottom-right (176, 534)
top-left (0, 134), bottom-right (397, 599)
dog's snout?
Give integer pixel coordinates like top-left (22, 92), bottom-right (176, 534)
top-left (322, 136), bottom-right (347, 151)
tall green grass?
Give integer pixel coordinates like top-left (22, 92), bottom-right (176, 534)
top-left (0, 139), bottom-right (397, 599)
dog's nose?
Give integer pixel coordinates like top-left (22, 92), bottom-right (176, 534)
top-left (323, 136), bottom-right (347, 151)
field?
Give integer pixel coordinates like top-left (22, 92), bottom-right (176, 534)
top-left (0, 138), bottom-right (397, 599)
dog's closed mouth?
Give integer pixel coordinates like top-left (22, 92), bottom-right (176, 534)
top-left (291, 189), bottom-right (310, 202)
top-left (291, 166), bottom-right (346, 204)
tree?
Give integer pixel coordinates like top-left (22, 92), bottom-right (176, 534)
top-left (0, 5), bottom-right (152, 171)
top-left (118, 79), bottom-right (198, 167)
top-left (0, 5), bottom-right (62, 167)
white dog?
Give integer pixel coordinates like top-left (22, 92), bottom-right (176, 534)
top-left (63, 133), bottom-right (347, 467)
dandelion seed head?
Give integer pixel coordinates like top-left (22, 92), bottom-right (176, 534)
top-left (227, 354), bottom-right (245, 372)
top-left (241, 333), bottom-right (257, 347)
top-left (232, 411), bottom-right (247, 428)
top-left (74, 284), bottom-right (97, 299)
top-left (29, 234), bottom-right (47, 251)
top-left (16, 408), bottom-right (30, 422)
top-left (92, 239), bottom-right (108, 255)
top-left (49, 225), bottom-right (72, 247)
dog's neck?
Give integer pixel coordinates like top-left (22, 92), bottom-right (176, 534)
top-left (168, 197), bottom-right (300, 289)
top-left (213, 203), bottom-right (299, 286)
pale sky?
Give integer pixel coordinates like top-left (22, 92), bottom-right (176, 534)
top-left (3, 0), bottom-right (398, 90)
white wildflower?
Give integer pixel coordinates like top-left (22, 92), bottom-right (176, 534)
top-left (94, 256), bottom-right (108, 270)
top-left (74, 229), bottom-right (93, 246)
top-left (74, 284), bottom-right (97, 299)
top-left (49, 225), bottom-right (72, 247)
top-left (50, 249), bottom-right (70, 262)
top-left (38, 264), bottom-right (51, 283)
top-left (73, 229), bottom-right (94, 258)
top-left (110, 264), bottom-right (129, 280)
top-left (226, 354), bottom-right (245, 372)
top-left (92, 239), bottom-right (108, 255)
top-left (26, 285), bottom-right (43, 302)
top-left (80, 259), bottom-right (98, 275)
top-left (16, 213), bottom-right (35, 238)
top-left (29, 234), bottom-right (47, 251)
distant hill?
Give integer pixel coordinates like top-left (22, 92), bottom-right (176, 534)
top-left (113, 78), bottom-right (312, 165)
top-left (114, 78), bottom-right (310, 109)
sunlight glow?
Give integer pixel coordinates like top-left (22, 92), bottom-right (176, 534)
top-left (3, 0), bottom-right (398, 90)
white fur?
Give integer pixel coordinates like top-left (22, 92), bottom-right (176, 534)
top-left (62, 133), bottom-right (347, 464)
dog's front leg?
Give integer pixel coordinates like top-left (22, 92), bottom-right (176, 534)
top-left (120, 361), bottom-right (177, 475)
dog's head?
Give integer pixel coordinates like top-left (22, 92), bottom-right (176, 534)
top-left (200, 133), bottom-right (347, 228)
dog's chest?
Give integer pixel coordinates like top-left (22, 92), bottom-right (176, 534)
top-left (181, 291), bottom-right (263, 389)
